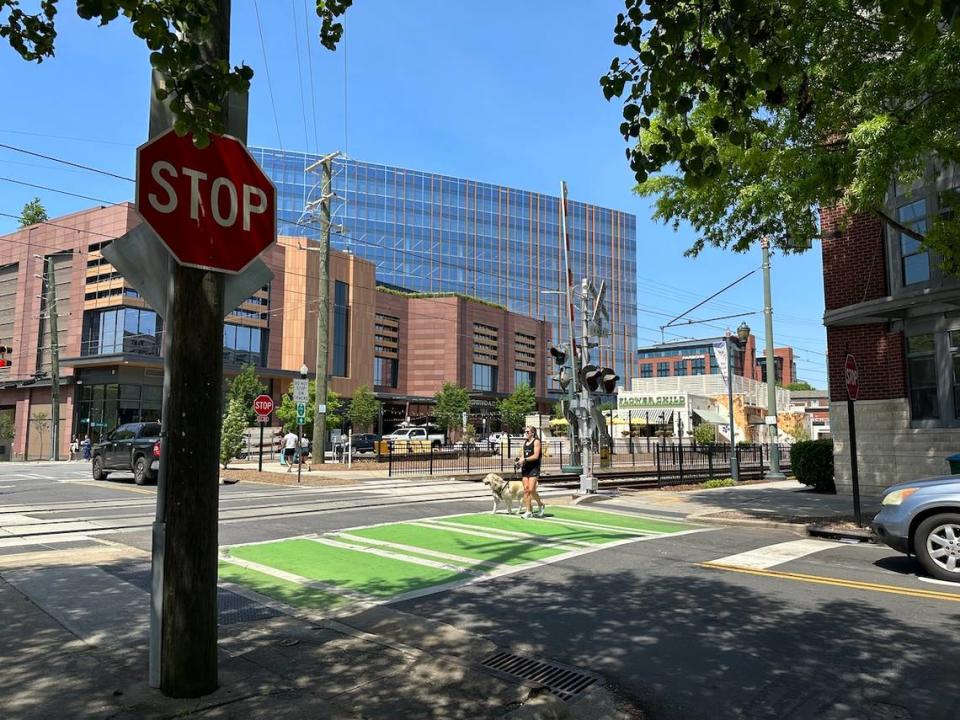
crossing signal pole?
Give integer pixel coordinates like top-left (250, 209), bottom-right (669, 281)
top-left (45, 256), bottom-right (61, 461)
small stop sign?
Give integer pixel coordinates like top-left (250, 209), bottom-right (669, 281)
top-left (844, 354), bottom-right (859, 401)
top-left (135, 130), bottom-right (276, 273)
top-left (253, 394), bottom-right (274, 418)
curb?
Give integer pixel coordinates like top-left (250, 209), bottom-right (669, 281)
top-left (807, 525), bottom-right (877, 543)
top-left (571, 491), bottom-right (621, 506)
top-left (687, 513), bottom-right (810, 532)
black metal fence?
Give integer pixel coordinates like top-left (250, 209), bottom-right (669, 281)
top-left (385, 438), bottom-right (793, 483)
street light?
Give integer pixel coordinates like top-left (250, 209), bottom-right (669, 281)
top-left (726, 321), bottom-right (750, 482)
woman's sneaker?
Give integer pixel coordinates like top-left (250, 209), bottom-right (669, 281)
top-left (521, 511), bottom-right (533, 519)
top-left (536, 506), bottom-right (546, 518)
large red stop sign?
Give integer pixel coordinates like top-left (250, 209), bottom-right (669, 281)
top-left (253, 394), bottom-right (274, 417)
top-left (135, 130), bottom-right (276, 273)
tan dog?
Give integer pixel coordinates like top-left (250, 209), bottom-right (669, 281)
top-left (482, 473), bottom-right (525, 514)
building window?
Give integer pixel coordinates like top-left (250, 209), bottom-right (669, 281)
top-left (898, 199), bottom-right (930, 286)
top-left (473, 363), bottom-right (497, 392)
top-left (82, 307), bottom-right (163, 357)
top-left (907, 334), bottom-right (939, 420)
top-left (514, 370), bottom-right (535, 388)
top-left (657, 362), bottom-right (670, 377)
top-left (640, 363), bottom-right (652, 378)
top-left (673, 360), bottom-right (687, 376)
top-left (332, 281), bottom-right (350, 377)
top-left (374, 356), bottom-right (398, 388)
top-left (691, 358), bottom-right (706, 375)
top-left (223, 323), bottom-right (266, 366)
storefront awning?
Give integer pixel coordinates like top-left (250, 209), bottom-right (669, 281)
top-left (694, 408), bottom-right (729, 425)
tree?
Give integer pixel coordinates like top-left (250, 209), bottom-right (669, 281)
top-left (219, 397), bottom-right (246, 469)
top-left (786, 381), bottom-right (814, 392)
top-left (498, 383), bottom-right (537, 433)
top-left (601, 1), bottom-right (960, 272)
top-left (1, 0), bottom-right (351, 145)
top-left (225, 363), bottom-right (266, 426)
top-left (0, 411), bottom-right (13, 441)
top-left (276, 380), bottom-right (340, 439)
top-left (347, 384), bottom-right (380, 433)
top-left (692, 423), bottom-right (716, 445)
top-left (433, 382), bottom-right (470, 435)
top-left (31, 410), bottom-right (49, 459)
top-left (19, 197), bottom-right (47, 227)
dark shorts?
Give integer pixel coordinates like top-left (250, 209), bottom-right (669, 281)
top-left (522, 465), bottom-right (540, 478)
top-left (283, 448), bottom-right (296, 459)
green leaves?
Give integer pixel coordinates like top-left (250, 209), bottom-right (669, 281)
top-left (4, 0), bottom-right (352, 142)
top-left (602, 0), bottom-right (960, 267)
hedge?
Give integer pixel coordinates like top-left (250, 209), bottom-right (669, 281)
top-left (790, 439), bottom-right (835, 492)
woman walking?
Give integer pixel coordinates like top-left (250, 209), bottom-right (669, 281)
top-left (517, 426), bottom-right (545, 519)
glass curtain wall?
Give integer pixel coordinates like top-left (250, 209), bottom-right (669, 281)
top-left (250, 148), bottom-right (638, 387)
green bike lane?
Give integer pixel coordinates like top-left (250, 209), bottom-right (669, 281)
top-left (218, 506), bottom-right (704, 614)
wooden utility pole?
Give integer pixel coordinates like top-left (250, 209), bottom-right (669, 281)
top-left (46, 255), bottom-right (60, 461)
top-left (310, 156), bottom-right (335, 463)
top-left (149, 0), bottom-right (229, 698)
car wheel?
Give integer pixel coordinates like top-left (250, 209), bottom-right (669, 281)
top-left (133, 456), bottom-right (149, 486)
top-left (914, 513), bottom-right (960, 582)
top-left (92, 456), bottom-right (108, 481)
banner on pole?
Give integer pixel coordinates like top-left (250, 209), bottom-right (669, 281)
top-left (712, 341), bottom-right (728, 385)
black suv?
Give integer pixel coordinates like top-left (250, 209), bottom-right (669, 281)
top-left (91, 422), bottom-right (162, 485)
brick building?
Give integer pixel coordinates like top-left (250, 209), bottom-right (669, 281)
top-left (636, 335), bottom-right (796, 386)
top-left (0, 205), bottom-right (551, 459)
top-left (821, 168), bottom-right (960, 499)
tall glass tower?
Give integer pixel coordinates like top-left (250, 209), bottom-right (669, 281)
top-left (250, 148), bottom-right (638, 386)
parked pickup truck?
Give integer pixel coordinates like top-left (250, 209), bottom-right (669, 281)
top-left (382, 426), bottom-right (445, 448)
top-left (91, 421), bottom-right (161, 485)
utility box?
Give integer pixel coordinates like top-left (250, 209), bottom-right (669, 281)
top-left (947, 453), bottom-right (960, 474)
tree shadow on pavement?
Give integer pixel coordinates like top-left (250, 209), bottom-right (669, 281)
top-left (385, 563), bottom-right (960, 720)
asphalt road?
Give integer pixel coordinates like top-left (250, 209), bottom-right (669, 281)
top-left (2, 462), bottom-right (958, 719)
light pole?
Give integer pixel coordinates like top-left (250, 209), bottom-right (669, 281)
top-left (726, 322), bottom-right (751, 481)
top-left (761, 237), bottom-right (785, 479)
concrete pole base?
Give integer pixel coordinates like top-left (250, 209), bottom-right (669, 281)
top-left (765, 471), bottom-right (787, 481)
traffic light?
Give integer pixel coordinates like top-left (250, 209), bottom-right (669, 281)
top-left (550, 344), bottom-right (573, 391)
top-left (600, 368), bottom-right (619, 394)
top-left (549, 345), bottom-right (567, 365)
top-left (0, 345), bottom-right (11, 368)
top-left (580, 364), bottom-right (601, 392)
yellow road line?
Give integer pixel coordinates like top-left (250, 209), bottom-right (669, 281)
top-left (700, 562), bottom-right (960, 603)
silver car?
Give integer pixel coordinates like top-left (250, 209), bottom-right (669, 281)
top-left (872, 475), bottom-right (960, 582)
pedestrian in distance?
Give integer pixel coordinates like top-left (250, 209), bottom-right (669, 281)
top-left (299, 435), bottom-right (312, 472)
top-left (515, 426), bottom-right (545, 519)
top-left (69, 436), bottom-right (80, 461)
top-left (81, 435), bottom-right (92, 461)
top-left (282, 428), bottom-right (298, 472)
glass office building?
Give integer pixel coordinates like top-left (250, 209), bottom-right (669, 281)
top-left (250, 148), bottom-right (638, 386)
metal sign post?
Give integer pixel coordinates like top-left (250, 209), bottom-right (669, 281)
top-left (845, 353), bottom-right (862, 527)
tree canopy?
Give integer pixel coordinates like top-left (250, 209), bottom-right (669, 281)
top-left (433, 382), bottom-right (469, 434)
top-left (498, 384), bottom-right (537, 433)
top-left (19, 197), bottom-right (48, 227)
top-left (1, 0), bottom-right (351, 145)
top-left (225, 364), bottom-right (266, 426)
top-left (602, 0), bottom-right (960, 272)
top-left (276, 380), bottom-right (340, 437)
top-left (347, 384), bottom-right (380, 432)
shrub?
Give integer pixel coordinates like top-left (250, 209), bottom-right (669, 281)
top-left (790, 439), bottom-right (835, 492)
top-left (702, 478), bottom-right (737, 489)
top-left (692, 423), bottom-right (716, 445)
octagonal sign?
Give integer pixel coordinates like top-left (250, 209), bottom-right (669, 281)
top-left (135, 130), bottom-right (276, 274)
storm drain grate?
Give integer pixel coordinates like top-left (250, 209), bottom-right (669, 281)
top-left (480, 651), bottom-right (598, 702)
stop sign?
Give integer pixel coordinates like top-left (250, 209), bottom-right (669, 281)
top-left (844, 354), bottom-right (859, 401)
top-left (253, 394), bottom-right (274, 418)
top-left (135, 130), bottom-right (276, 273)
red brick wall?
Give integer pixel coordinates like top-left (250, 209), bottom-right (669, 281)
top-left (820, 208), bottom-right (887, 311)
top-left (826, 325), bottom-right (905, 402)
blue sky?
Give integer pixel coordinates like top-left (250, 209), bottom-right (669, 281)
top-left (0, 0), bottom-right (827, 387)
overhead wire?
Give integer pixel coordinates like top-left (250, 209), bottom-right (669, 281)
top-left (302, 0), bottom-right (321, 154)
top-left (252, 0), bottom-right (284, 151)
top-left (288, 0), bottom-right (311, 151)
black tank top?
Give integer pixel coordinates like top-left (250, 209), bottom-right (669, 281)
top-left (522, 438), bottom-right (540, 471)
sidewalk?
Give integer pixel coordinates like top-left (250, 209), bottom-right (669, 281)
top-left (0, 544), bottom-right (639, 719)
top-left (583, 479), bottom-right (877, 531)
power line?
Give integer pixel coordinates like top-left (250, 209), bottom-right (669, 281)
top-left (0, 143), bottom-right (134, 182)
top-left (0, 177), bottom-right (121, 206)
top-left (252, 0), bottom-right (283, 151)
top-left (289, 0), bottom-right (311, 151)
top-left (302, 0), bottom-right (321, 154)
